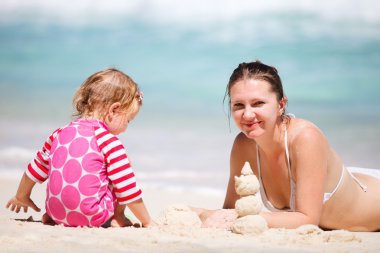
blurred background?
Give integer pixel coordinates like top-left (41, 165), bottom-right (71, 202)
top-left (0, 0), bottom-right (379, 194)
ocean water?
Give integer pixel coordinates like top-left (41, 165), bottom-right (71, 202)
top-left (1, 0), bottom-right (380, 196)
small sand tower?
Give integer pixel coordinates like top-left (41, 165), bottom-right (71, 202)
top-left (232, 162), bottom-right (268, 235)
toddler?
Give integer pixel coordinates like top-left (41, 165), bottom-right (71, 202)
top-left (6, 68), bottom-right (153, 227)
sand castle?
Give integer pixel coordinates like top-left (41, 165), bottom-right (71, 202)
top-left (158, 204), bottom-right (202, 227)
top-left (231, 161), bottom-right (268, 235)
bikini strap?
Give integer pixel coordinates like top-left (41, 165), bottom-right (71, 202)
top-left (324, 166), bottom-right (345, 202)
top-left (256, 135), bottom-right (295, 211)
top-left (258, 128), bottom-right (291, 176)
top-left (284, 128), bottom-right (291, 176)
top-left (347, 168), bottom-right (368, 192)
top-left (256, 144), bottom-right (261, 179)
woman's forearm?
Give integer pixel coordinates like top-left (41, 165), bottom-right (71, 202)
top-left (260, 211), bottom-right (319, 229)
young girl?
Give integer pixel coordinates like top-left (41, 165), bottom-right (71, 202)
top-left (6, 68), bottom-right (154, 228)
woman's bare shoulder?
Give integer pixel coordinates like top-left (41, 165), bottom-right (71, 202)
top-left (233, 132), bottom-right (256, 146)
top-left (231, 132), bottom-right (257, 172)
top-left (288, 119), bottom-right (331, 175)
top-left (289, 118), bottom-right (327, 144)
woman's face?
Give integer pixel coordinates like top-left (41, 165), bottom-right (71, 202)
top-left (230, 78), bottom-right (282, 139)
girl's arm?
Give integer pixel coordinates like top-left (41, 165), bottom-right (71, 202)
top-left (127, 198), bottom-right (153, 227)
top-left (95, 129), bottom-right (154, 227)
top-left (6, 129), bottom-right (58, 214)
top-left (6, 172), bottom-right (41, 213)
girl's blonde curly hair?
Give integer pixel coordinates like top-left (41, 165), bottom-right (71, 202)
top-left (72, 68), bottom-right (142, 120)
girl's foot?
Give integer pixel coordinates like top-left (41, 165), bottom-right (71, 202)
top-left (110, 215), bottom-right (135, 227)
top-left (41, 213), bottom-right (56, 225)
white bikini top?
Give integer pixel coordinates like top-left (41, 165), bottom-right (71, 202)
top-left (256, 127), bottom-right (295, 212)
top-left (256, 126), bottom-right (367, 212)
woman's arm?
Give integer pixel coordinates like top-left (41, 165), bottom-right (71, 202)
top-left (223, 132), bottom-right (255, 209)
top-left (262, 125), bottom-right (328, 228)
top-left (293, 125), bottom-right (327, 225)
top-left (190, 133), bottom-right (253, 229)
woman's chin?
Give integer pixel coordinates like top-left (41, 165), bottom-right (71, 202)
top-left (243, 129), bottom-right (262, 139)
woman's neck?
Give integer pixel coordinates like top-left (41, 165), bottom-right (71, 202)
top-left (255, 121), bottom-right (286, 158)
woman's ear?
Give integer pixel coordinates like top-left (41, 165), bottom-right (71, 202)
top-left (278, 96), bottom-right (288, 116)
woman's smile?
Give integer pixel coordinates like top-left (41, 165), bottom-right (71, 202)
top-left (243, 121), bottom-right (261, 129)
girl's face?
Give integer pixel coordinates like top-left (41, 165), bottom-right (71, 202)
top-left (106, 92), bottom-right (143, 135)
top-left (230, 79), bottom-right (283, 139)
top-left (107, 109), bottom-right (139, 135)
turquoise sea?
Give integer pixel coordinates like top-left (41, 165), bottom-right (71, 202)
top-left (1, 0), bottom-right (379, 194)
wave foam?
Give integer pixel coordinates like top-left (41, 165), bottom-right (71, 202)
top-left (0, 147), bottom-right (34, 170)
top-left (1, 0), bottom-right (379, 26)
top-left (1, 0), bottom-right (379, 42)
top-left (0, 146), bottom-right (227, 193)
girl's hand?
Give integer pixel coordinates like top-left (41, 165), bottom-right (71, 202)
top-left (6, 196), bottom-right (41, 213)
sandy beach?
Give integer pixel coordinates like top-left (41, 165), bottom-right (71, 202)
top-left (1, 177), bottom-right (379, 253)
top-left (1, 0), bottom-right (380, 252)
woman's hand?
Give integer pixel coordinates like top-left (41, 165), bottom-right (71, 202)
top-left (198, 209), bottom-right (238, 229)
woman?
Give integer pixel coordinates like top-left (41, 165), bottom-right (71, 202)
top-left (197, 61), bottom-right (380, 232)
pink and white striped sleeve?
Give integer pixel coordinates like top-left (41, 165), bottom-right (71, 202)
top-left (25, 128), bottom-right (60, 183)
top-left (95, 127), bottom-right (142, 205)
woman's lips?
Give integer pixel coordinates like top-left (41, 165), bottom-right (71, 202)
top-left (244, 121), bottom-right (261, 128)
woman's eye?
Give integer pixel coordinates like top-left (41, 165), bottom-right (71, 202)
top-left (232, 103), bottom-right (244, 109)
top-left (253, 101), bottom-right (264, 106)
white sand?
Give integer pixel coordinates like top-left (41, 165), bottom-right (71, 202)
top-left (1, 177), bottom-right (380, 253)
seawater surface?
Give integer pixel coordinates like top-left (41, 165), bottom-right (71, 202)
top-left (1, 0), bottom-right (379, 195)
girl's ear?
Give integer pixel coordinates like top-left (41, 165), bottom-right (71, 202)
top-left (106, 102), bottom-right (121, 123)
top-left (109, 102), bottom-right (121, 115)
top-left (278, 96), bottom-right (288, 116)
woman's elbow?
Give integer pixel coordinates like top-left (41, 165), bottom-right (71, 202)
top-left (298, 213), bottom-right (320, 228)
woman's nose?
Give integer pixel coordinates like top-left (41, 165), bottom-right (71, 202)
top-left (242, 107), bottom-right (255, 119)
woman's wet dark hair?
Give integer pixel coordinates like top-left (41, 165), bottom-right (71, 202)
top-left (223, 60), bottom-right (287, 122)
top-left (225, 60), bottom-right (284, 103)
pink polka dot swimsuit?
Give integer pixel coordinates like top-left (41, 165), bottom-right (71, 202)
top-left (26, 119), bottom-right (142, 227)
